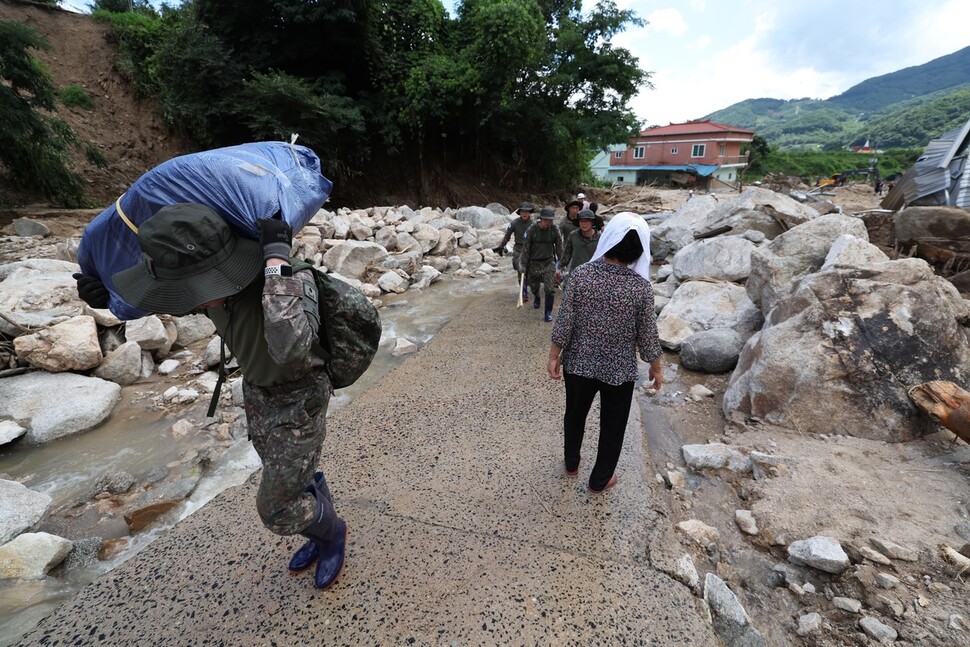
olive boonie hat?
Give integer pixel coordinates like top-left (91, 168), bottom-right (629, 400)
top-left (578, 209), bottom-right (596, 220)
top-left (112, 203), bottom-right (263, 316)
top-left (539, 207), bottom-right (556, 220)
top-left (565, 199), bottom-right (582, 209)
top-left (516, 201), bottom-right (535, 213)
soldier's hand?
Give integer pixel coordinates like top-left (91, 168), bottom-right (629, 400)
top-left (73, 272), bottom-right (109, 309)
top-left (258, 216), bottom-right (293, 261)
top-left (492, 246), bottom-right (505, 257)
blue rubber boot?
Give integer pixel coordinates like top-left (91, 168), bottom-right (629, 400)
top-left (287, 472), bottom-right (343, 581)
top-left (533, 294), bottom-right (541, 309)
top-left (544, 294), bottom-right (555, 322)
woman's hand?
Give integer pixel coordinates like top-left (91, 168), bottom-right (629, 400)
top-left (648, 358), bottom-right (663, 391)
top-left (547, 343), bottom-right (562, 380)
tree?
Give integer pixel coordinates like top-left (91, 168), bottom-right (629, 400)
top-left (0, 21), bottom-right (86, 206)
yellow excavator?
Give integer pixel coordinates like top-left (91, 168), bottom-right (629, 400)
top-left (816, 169), bottom-right (873, 187)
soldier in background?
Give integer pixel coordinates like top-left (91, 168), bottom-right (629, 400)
top-left (559, 209), bottom-right (601, 287)
top-left (519, 207), bottom-right (563, 322)
top-left (560, 199), bottom-right (583, 241)
top-left (89, 204), bottom-right (349, 591)
top-left (493, 202), bottom-right (535, 301)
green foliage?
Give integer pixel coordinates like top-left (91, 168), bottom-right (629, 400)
top-left (234, 71), bottom-right (366, 181)
top-left (92, 6), bottom-right (166, 98)
top-left (60, 84), bottom-right (94, 109)
top-left (743, 148), bottom-right (921, 184)
top-left (0, 21), bottom-right (86, 206)
top-left (854, 89), bottom-right (970, 149)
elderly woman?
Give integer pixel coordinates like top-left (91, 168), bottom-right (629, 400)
top-left (547, 212), bottom-right (663, 493)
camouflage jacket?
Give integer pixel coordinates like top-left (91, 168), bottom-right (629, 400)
top-left (206, 268), bottom-right (325, 387)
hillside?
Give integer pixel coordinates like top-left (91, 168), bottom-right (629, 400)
top-left (707, 45), bottom-right (970, 150)
top-left (0, 0), bottom-right (189, 206)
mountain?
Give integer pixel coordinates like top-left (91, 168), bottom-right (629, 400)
top-left (706, 45), bottom-right (970, 150)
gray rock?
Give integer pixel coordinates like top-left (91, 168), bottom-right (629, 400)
top-left (173, 314), bottom-right (216, 347)
top-left (157, 358), bottom-right (180, 376)
top-left (0, 260), bottom-right (80, 335)
top-left (745, 213), bottom-right (868, 313)
top-left (870, 538), bottom-right (919, 562)
top-left (484, 202), bottom-right (510, 216)
top-left (671, 236), bottom-right (757, 282)
top-left (704, 573), bottom-right (766, 647)
top-left (955, 520), bottom-right (970, 542)
top-left (322, 241), bottom-right (389, 280)
top-left (410, 266), bottom-right (441, 290)
top-left (455, 206), bottom-right (501, 230)
top-left (0, 480), bottom-right (52, 544)
top-left (895, 206), bottom-right (970, 245)
top-left (859, 616), bottom-right (898, 643)
top-left (93, 341), bottom-right (143, 386)
top-left (125, 315), bottom-right (169, 350)
top-left (374, 226), bottom-right (398, 252)
top-left (833, 596), bottom-right (862, 613)
top-left (377, 271), bottom-right (409, 294)
top-left (0, 532), bottom-right (73, 579)
top-left (724, 258), bottom-right (970, 442)
top-left (674, 553), bottom-right (699, 588)
top-left (13, 218), bottom-right (51, 237)
top-left (682, 443), bottom-right (752, 472)
top-left (0, 420), bottom-right (27, 446)
top-left (796, 612), bottom-right (822, 636)
top-left (392, 338), bottom-right (418, 356)
top-left (735, 510), bottom-right (758, 535)
top-left (0, 372), bottom-right (120, 444)
top-left (820, 234), bottom-right (889, 271)
top-left (680, 328), bottom-right (744, 373)
top-left (204, 336), bottom-right (230, 368)
top-left (875, 572), bottom-right (900, 589)
top-left (63, 537), bottom-right (103, 570)
top-left (656, 281), bottom-right (763, 350)
top-left (787, 536), bottom-right (850, 574)
top-left (13, 315), bottom-right (102, 372)
top-left (94, 469), bottom-right (135, 495)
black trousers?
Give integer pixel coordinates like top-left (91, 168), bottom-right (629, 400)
top-left (563, 372), bottom-right (635, 491)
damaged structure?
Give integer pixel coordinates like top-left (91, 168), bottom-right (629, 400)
top-left (881, 116), bottom-right (970, 210)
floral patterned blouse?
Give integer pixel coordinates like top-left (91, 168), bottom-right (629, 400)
top-left (551, 259), bottom-right (661, 385)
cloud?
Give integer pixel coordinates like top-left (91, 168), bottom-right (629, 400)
top-left (645, 8), bottom-right (688, 36)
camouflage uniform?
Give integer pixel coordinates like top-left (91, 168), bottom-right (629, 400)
top-left (207, 267), bottom-right (337, 537)
top-left (520, 222), bottom-right (563, 298)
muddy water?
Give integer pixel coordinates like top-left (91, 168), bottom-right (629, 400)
top-left (0, 272), bottom-right (517, 646)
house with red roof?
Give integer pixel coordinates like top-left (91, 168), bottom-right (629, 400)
top-left (604, 120), bottom-right (755, 189)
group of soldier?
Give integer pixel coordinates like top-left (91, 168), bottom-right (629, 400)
top-left (493, 197), bottom-right (603, 322)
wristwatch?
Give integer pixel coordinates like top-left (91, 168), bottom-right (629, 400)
top-left (264, 264), bottom-right (293, 277)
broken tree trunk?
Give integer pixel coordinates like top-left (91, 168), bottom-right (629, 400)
top-left (908, 381), bottom-right (970, 443)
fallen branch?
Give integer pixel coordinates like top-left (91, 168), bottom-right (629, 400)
top-left (908, 381), bottom-right (970, 444)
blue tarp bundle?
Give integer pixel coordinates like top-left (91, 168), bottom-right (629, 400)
top-left (77, 141), bottom-right (333, 320)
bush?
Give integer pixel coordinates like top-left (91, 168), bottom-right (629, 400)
top-left (60, 84), bottom-right (94, 109)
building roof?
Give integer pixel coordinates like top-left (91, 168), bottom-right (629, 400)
top-left (638, 120), bottom-right (755, 138)
top-left (613, 164), bottom-right (720, 177)
top-left (881, 117), bottom-right (970, 210)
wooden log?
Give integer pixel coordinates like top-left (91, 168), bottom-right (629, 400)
top-left (908, 381), bottom-right (970, 443)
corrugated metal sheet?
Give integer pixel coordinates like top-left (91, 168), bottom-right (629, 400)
top-left (881, 118), bottom-right (970, 210)
top-left (620, 164), bottom-right (720, 176)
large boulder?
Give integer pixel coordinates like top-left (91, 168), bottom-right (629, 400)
top-left (0, 372), bottom-right (121, 444)
top-left (0, 259), bottom-right (81, 335)
top-left (746, 213), bottom-right (868, 314)
top-left (894, 206), bottom-right (970, 254)
top-left (692, 186), bottom-right (819, 238)
top-left (656, 281), bottom-right (764, 350)
top-left (671, 236), bottom-right (757, 283)
top-left (455, 206), bottom-right (502, 230)
top-left (13, 315), bottom-right (101, 372)
top-left (430, 228), bottom-right (457, 257)
top-left (0, 480), bottom-right (52, 544)
top-left (680, 329), bottom-right (745, 373)
top-left (0, 532), bottom-right (73, 580)
top-left (820, 234), bottom-right (890, 271)
top-left (411, 223), bottom-right (440, 254)
top-left (650, 195), bottom-right (719, 259)
top-left (322, 241), bottom-right (389, 281)
top-left (125, 315), bottom-right (170, 350)
top-left (724, 258), bottom-right (970, 441)
top-left (93, 340), bottom-right (144, 386)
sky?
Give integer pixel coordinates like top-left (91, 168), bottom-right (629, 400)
top-left (442, 0), bottom-right (970, 128)
top-left (62, 1), bottom-right (970, 129)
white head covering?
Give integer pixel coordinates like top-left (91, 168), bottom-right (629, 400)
top-left (590, 211), bottom-right (652, 281)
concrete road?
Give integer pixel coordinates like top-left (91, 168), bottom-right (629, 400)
top-left (19, 285), bottom-right (716, 646)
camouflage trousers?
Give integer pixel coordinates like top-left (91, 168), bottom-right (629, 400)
top-left (243, 369), bottom-right (334, 536)
top-left (526, 258), bottom-right (556, 297)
